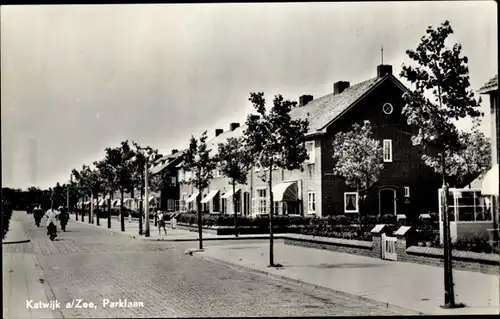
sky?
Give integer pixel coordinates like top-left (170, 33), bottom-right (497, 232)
top-left (1, 2), bottom-right (497, 190)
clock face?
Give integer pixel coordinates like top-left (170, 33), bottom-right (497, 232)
top-left (383, 103), bottom-right (393, 115)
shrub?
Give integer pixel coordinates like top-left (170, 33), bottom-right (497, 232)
top-left (429, 236), bottom-right (499, 254)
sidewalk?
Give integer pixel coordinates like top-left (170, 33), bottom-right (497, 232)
top-left (196, 241), bottom-right (500, 315)
top-left (69, 214), bottom-right (284, 242)
top-left (2, 211), bottom-right (55, 319)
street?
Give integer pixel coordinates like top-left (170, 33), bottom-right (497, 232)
top-left (4, 212), bottom-right (401, 318)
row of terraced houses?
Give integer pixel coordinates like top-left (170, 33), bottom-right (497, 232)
top-left (150, 64), bottom-right (443, 218)
top-left (149, 66), bottom-right (498, 220)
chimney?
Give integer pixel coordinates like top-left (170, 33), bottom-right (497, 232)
top-left (298, 95), bottom-right (314, 107)
top-left (171, 149), bottom-right (178, 154)
top-left (377, 64), bottom-right (393, 78)
top-left (215, 129), bottom-right (223, 137)
top-left (333, 81), bottom-right (350, 95)
top-left (230, 123), bottom-right (240, 131)
top-left (249, 114), bottom-right (260, 122)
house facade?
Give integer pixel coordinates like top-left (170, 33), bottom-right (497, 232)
top-left (150, 150), bottom-right (184, 212)
top-left (478, 75), bottom-right (499, 238)
top-left (171, 64), bottom-right (442, 218)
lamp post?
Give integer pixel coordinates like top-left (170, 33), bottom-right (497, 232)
top-left (145, 157), bottom-right (150, 237)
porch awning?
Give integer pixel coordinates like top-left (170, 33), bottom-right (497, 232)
top-left (272, 181), bottom-right (298, 201)
top-left (186, 193), bottom-right (199, 203)
top-left (222, 188), bottom-right (240, 199)
top-left (148, 196), bottom-right (157, 204)
top-left (124, 198), bottom-right (135, 203)
top-left (481, 164), bottom-right (499, 196)
top-left (201, 190), bottom-right (219, 203)
top-left (112, 199), bottom-right (121, 206)
top-left (98, 199), bottom-right (105, 206)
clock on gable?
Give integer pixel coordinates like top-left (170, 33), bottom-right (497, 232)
top-left (382, 103), bottom-right (394, 115)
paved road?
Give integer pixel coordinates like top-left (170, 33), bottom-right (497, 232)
top-left (17, 214), bottom-right (401, 318)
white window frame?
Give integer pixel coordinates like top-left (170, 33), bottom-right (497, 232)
top-left (170, 176), bottom-right (177, 185)
top-left (404, 186), bottom-right (410, 198)
top-left (383, 139), bottom-right (393, 163)
top-left (344, 192), bottom-right (359, 213)
top-left (308, 191), bottom-right (316, 213)
top-left (305, 141), bottom-right (315, 164)
top-left (167, 199), bottom-right (174, 211)
top-left (255, 187), bottom-right (267, 215)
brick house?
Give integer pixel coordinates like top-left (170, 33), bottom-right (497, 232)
top-left (171, 64), bottom-right (442, 218)
top-left (150, 149), bottom-right (184, 212)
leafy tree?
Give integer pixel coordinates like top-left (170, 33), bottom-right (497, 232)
top-left (102, 140), bottom-right (135, 232)
top-left (331, 120), bottom-right (384, 232)
top-left (131, 142), bottom-right (163, 235)
top-left (72, 165), bottom-right (94, 222)
top-left (422, 119), bottom-right (491, 187)
top-left (400, 20), bottom-right (482, 307)
top-left (218, 136), bottom-right (252, 237)
top-left (243, 93), bottom-right (309, 267)
top-left (95, 158), bottom-right (117, 229)
top-left (182, 131), bottom-right (218, 250)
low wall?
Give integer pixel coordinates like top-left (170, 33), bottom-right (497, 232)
top-left (284, 234), bottom-right (376, 258)
top-left (177, 223), bottom-right (303, 235)
top-left (398, 245), bottom-right (499, 275)
top-left (282, 226), bottom-right (499, 275)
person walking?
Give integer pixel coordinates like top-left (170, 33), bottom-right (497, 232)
top-left (171, 213), bottom-right (177, 229)
top-left (157, 210), bottom-right (167, 240)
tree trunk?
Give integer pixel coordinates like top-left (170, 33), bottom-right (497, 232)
top-left (441, 152), bottom-right (455, 307)
top-left (357, 182), bottom-right (362, 236)
top-left (197, 194), bottom-right (203, 250)
top-left (268, 168), bottom-right (274, 267)
top-left (96, 192), bottom-right (100, 226)
top-left (88, 193), bottom-right (92, 224)
top-left (120, 188), bottom-right (125, 232)
top-left (107, 191), bottom-right (112, 229)
top-left (233, 180), bottom-right (238, 237)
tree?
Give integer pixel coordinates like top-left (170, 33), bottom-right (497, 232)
top-left (218, 136), bottom-right (252, 237)
top-left (95, 157), bottom-right (117, 229)
top-left (400, 20), bottom-right (482, 308)
top-left (103, 140), bottom-right (135, 232)
top-left (243, 93), bottom-right (309, 267)
top-left (331, 120), bottom-right (384, 232)
top-left (421, 119), bottom-right (491, 187)
top-left (182, 131), bottom-right (218, 250)
top-left (131, 142), bottom-right (162, 235)
top-left (72, 165), bottom-right (94, 223)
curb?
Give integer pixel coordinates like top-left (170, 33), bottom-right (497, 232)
top-left (196, 254), bottom-right (427, 316)
top-left (2, 239), bottom-right (31, 244)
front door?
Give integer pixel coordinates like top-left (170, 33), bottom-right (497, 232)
top-left (379, 189), bottom-right (396, 215)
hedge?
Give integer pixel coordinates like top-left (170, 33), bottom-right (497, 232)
top-left (2, 201), bottom-right (13, 239)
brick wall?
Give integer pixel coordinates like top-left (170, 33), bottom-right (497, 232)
top-left (283, 229), bottom-right (499, 275)
top-left (284, 237), bottom-right (376, 258)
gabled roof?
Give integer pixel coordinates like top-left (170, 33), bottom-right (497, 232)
top-left (150, 150), bottom-right (185, 175)
top-left (478, 75), bottom-right (498, 93)
top-left (167, 73), bottom-right (407, 164)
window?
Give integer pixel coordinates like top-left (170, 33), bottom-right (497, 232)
top-left (212, 196), bottom-right (220, 213)
top-left (305, 141), bottom-right (315, 164)
top-left (256, 188), bottom-right (267, 215)
top-left (167, 199), bottom-right (174, 211)
top-left (308, 192), bottom-right (316, 212)
top-left (274, 201), bottom-right (283, 215)
top-left (179, 168), bottom-right (186, 182)
top-left (404, 187), bottom-right (410, 198)
top-left (222, 198), bottom-right (228, 214)
top-left (344, 192), bottom-right (359, 213)
top-left (383, 139), bottom-right (393, 162)
top-left (170, 177), bottom-right (177, 185)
